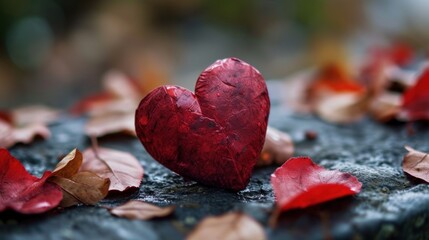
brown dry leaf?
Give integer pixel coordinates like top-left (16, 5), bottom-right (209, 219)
top-left (48, 149), bottom-right (110, 207)
top-left (49, 172), bottom-right (110, 207)
top-left (85, 112), bottom-right (136, 138)
top-left (82, 147), bottom-right (144, 192)
top-left (369, 92), bottom-right (401, 122)
top-left (187, 212), bottom-right (266, 240)
top-left (402, 146), bottom-right (429, 182)
top-left (52, 148), bottom-right (83, 178)
top-left (257, 127), bottom-right (294, 167)
top-left (109, 200), bottom-right (175, 220)
top-left (12, 105), bottom-right (59, 126)
top-left (315, 93), bottom-right (371, 124)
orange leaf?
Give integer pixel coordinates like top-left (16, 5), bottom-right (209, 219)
top-left (308, 64), bottom-right (365, 94)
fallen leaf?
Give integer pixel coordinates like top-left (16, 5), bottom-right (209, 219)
top-left (12, 105), bottom-right (59, 126)
top-left (103, 70), bottom-right (143, 101)
top-left (109, 200), bottom-right (174, 220)
top-left (314, 93), bottom-right (371, 124)
top-left (0, 111), bottom-right (12, 122)
top-left (71, 71), bottom-right (143, 137)
top-left (0, 148), bottom-right (62, 214)
top-left (70, 92), bottom-right (115, 116)
top-left (307, 64), bottom-right (365, 98)
top-left (86, 99), bottom-right (137, 117)
top-left (402, 146), bottom-right (429, 182)
top-left (12, 123), bottom-right (51, 144)
top-left (389, 42), bottom-right (413, 67)
top-left (0, 120), bottom-right (51, 148)
top-left (187, 212), bottom-right (266, 240)
top-left (82, 147), bottom-right (144, 192)
top-left (257, 127), bottom-right (294, 166)
top-left (271, 157), bottom-right (361, 211)
top-left (48, 149), bottom-right (110, 207)
top-left (0, 120), bottom-right (15, 148)
top-left (400, 68), bottom-right (429, 121)
top-left (52, 148), bottom-right (83, 178)
top-left (49, 172), bottom-right (110, 207)
top-left (85, 112), bottom-right (136, 137)
top-left (0, 105), bottom-right (58, 148)
top-left (304, 64), bottom-right (369, 124)
top-left (369, 92), bottom-right (401, 122)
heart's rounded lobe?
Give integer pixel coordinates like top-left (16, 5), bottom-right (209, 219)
top-left (135, 58), bottom-right (270, 191)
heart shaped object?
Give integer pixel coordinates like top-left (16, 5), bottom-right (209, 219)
top-left (135, 58), bottom-right (270, 191)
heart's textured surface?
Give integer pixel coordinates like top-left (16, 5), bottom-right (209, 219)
top-left (135, 58), bottom-right (270, 191)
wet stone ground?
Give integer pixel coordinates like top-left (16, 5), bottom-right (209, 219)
top-left (2, 82), bottom-right (429, 240)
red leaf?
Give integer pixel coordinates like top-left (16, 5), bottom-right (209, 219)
top-left (389, 42), bottom-right (413, 67)
top-left (400, 68), bottom-right (429, 121)
top-left (271, 157), bottom-right (361, 211)
top-left (0, 149), bottom-right (62, 214)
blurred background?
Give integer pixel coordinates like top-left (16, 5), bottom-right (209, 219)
top-left (0, 0), bottom-right (428, 108)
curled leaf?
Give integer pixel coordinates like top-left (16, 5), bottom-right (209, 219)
top-left (402, 146), bottom-right (429, 182)
top-left (52, 148), bottom-right (83, 178)
top-left (0, 120), bottom-right (51, 148)
top-left (187, 212), bottom-right (266, 240)
top-left (48, 149), bottom-right (110, 207)
top-left (109, 200), bottom-right (174, 220)
top-left (257, 127), bottom-right (294, 166)
top-left (0, 149), bottom-right (62, 214)
top-left (271, 157), bottom-right (361, 211)
top-left (0, 105), bottom-right (58, 148)
top-left (82, 147), bottom-right (144, 192)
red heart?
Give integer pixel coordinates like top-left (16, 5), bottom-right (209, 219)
top-left (135, 58), bottom-right (270, 191)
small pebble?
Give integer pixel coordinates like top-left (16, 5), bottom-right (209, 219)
top-left (305, 130), bottom-right (318, 140)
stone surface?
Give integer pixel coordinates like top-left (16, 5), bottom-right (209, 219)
top-left (1, 81), bottom-right (429, 239)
